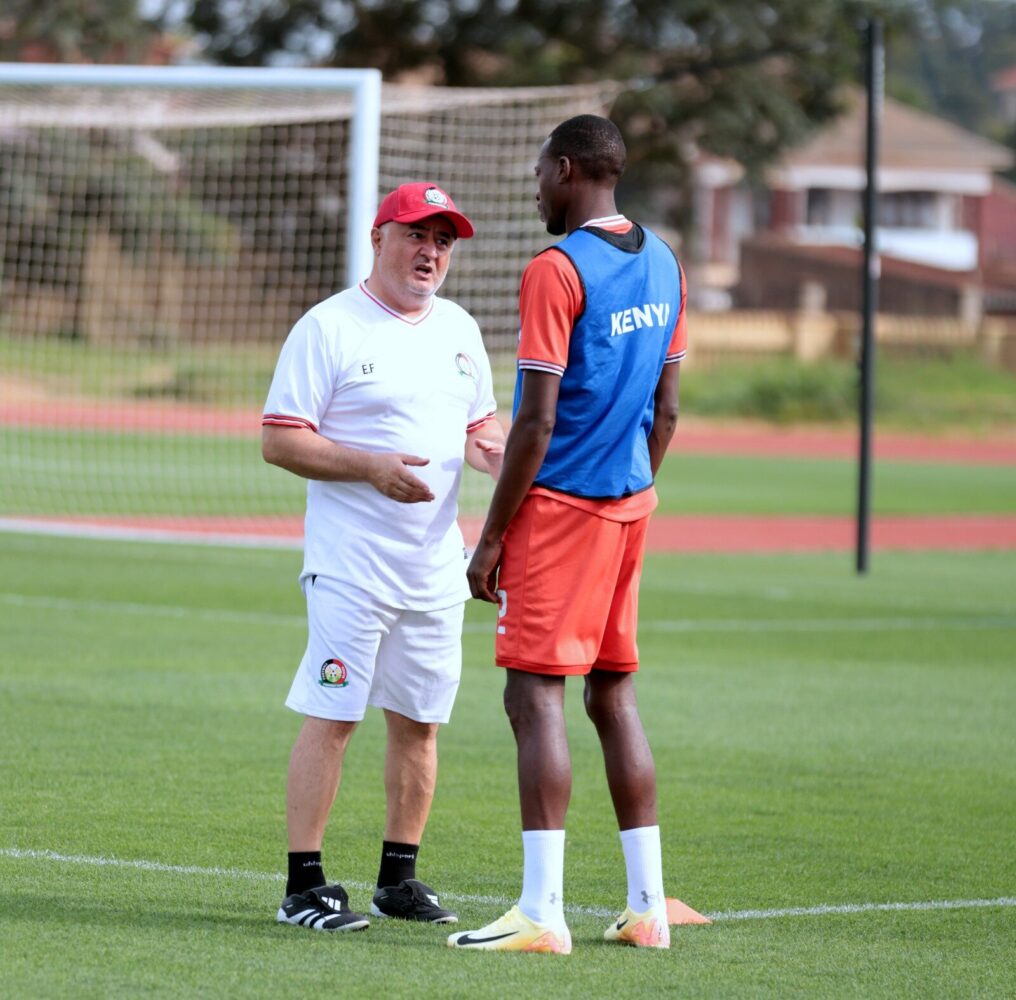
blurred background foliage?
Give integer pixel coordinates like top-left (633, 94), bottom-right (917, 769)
top-left (2, 1), bottom-right (1015, 428)
top-left (2, 1), bottom-right (1014, 223)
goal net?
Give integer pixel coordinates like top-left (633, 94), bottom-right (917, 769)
top-left (0, 68), bottom-right (620, 543)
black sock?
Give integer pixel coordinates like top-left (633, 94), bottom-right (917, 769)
top-left (287, 851), bottom-right (325, 896)
top-left (377, 841), bottom-right (419, 888)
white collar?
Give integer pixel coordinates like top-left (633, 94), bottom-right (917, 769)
top-left (358, 282), bottom-right (435, 326)
top-left (580, 214), bottom-right (628, 229)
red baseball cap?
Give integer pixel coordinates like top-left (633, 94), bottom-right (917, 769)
top-left (373, 182), bottom-right (475, 239)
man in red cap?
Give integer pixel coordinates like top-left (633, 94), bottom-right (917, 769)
top-left (263, 182), bottom-right (502, 933)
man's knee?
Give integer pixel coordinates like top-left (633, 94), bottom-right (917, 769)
top-left (503, 671), bottom-right (562, 734)
top-left (293, 716), bottom-right (357, 766)
top-left (583, 671), bottom-right (636, 727)
top-left (385, 710), bottom-right (439, 749)
top-left (315, 717), bottom-right (357, 746)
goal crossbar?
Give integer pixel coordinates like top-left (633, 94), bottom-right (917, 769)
top-left (0, 62), bottom-right (381, 286)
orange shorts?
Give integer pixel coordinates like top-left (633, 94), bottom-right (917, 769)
top-left (494, 493), bottom-right (650, 675)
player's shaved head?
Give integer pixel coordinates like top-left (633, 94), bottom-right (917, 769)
top-left (546, 115), bottom-right (626, 182)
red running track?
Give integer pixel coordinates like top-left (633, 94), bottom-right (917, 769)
top-left (3, 403), bottom-right (1013, 551)
top-left (2, 401), bottom-right (1015, 465)
top-left (5, 513), bottom-right (1016, 552)
top-left (670, 421), bottom-right (1016, 465)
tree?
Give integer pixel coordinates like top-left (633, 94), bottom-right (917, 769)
top-left (155, 0), bottom-right (920, 226)
top-left (0, 1), bottom-right (234, 340)
top-left (887, 0), bottom-right (1016, 150)
top-left (0, 0), bottom-right (163, 63)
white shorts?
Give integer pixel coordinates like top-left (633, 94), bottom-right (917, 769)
top-left (285, 575), bottom-right (464, 724)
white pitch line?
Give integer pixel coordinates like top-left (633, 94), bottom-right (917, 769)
top-left (0, 848), bottom-right (611, 917)
top-left (0, 519), bottom-right (301, 550)
top-left (3, 848), bottom-right (1013, 924)
top-left (2, 592), bottom-right (1014, 634)
top-left (708, 897), bottom-right (1016, 921)
top-left (635, 615), bottom-right (1016, 633)
top-left (0, 593), bottom-right (305, 629)
top-left (1, 848), bottom-right (287, 884)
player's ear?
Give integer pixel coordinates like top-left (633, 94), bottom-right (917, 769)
top-left (556, 155), bottom-right (573, 183)
top-left (371, 226), bottom-right (383, 254)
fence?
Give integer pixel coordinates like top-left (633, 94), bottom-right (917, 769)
top-left (685, 310), bottom-right (1016, 369)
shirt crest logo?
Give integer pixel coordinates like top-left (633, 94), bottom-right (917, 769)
top-left (455, 352), bottom-right (476, 380)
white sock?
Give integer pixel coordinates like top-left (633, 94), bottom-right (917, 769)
top-left (518, 829), bottom-right (565, 926)
top-left (620, 825), bottom-right (666, 916)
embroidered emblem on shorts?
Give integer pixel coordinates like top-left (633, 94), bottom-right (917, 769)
top-left (319, 658), bottom-right (349, 687)
top-left (455, 352), bottom-right (476, 380)
top-left (424, 187), bottom-right (448, 206)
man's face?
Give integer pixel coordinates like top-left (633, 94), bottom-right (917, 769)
top-left (535, 140), bottom-right (566, 236)
top-left (372, 216), bottom-right (456, 303)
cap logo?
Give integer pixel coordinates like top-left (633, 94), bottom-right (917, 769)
top-left (423, 187), bottom-right (448, 206)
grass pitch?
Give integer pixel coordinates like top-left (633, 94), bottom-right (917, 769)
top-left (1, 534), bottom-right (1014, 998)
top-left (4, 424), bottom-right (1016, 519)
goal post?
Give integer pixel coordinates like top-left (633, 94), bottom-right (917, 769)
top-left (0, 62), bottom-right (382, 287)
top-left (0, 64), bottom-right (619, 543)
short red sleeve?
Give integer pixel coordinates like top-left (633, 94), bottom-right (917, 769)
top-left (666, 260), bottom-right (688, 363)
top-left (517, 250), bottom-right (583, 375)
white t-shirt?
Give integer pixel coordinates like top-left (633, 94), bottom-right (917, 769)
top-left (263, 283), bottom-right (497, 610)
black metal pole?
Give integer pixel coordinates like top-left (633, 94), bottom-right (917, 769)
top-left (857, 18), bottom-right (883, 574)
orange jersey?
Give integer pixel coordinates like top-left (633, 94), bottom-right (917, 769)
top-left (517, 215), bottom-right (685, 520)
top-left (518, 217), bottom-right (688, 374)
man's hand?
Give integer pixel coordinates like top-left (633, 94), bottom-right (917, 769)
top-left (465, 418), bottom-right (506, 480)
top-left (467, 536), bottom-right (502, 602)
top-left (472, 438), bottom-right (504, 481)
top-left (366, 453), bottom-right (435, 503)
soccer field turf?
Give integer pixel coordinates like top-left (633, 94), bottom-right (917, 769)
top-left (4, 425), bottom-right (1016, 518)
top-left (1, 534), bottom-right (1014, 998)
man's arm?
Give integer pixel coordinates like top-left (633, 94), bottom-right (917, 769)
top-left (464, 417), bottom-right (506, 481)
top-left (262, 424), bottom-right (435, 504)
top-left (466, 371), bottom-right (560, 602)
top-left (648, 362), bottom-right (680, 476)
